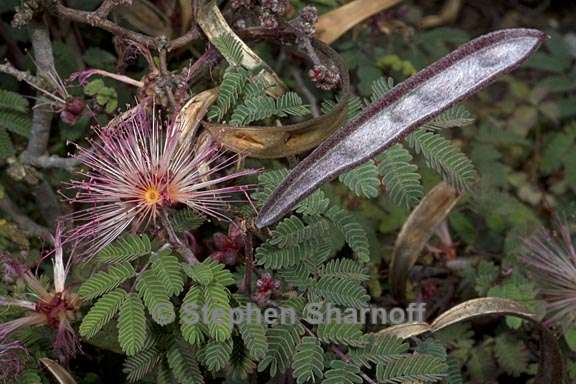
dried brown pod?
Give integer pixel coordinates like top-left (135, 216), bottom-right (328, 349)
top-left (315, 0), bottom-right (403, 44)
top-left (389, 182), bottom-right (462, 301)
top-left (377, 297), bottom-right (565, 384)
top-left (203, 37), bottom-right (351, 159)
top-left (40, 358), bottom-right (77, 384)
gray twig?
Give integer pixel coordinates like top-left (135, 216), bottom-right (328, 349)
top-left (0, 190), bottom-right (52, 242)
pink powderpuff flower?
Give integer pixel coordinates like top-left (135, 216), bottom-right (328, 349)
top-left (0, 226), bottom-right (82, 364)
top-left (523, 216), bottom-right (576, 328)
top-left (66, 106), bottom-right (258, 256)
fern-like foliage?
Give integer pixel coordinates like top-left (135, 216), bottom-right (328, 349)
top-left (316, 323), bottom-right (367, 347)
top-left (258, 323), bottom-right (305, 377)
top-left (151, 250), bottom-right (184, 296)
top-left (322, 360), bottom-right (363, 384)
top-left (238, 307), bottom-right (268, 360)
top-left (377, 144), bottom-right (423, 209)
top-left (79, 263), bottom-right (136, 300)
top-left (199, 339), bottom-right (233, 372)
top-left (349, 335), bottom-right (409, 368)
top-left (170, 208), bottom-right (205, 232)
top-left (118, 293), bottom-right (148, 356)
top-left (80, 288), bottom-right (127, 339)
top-left (376, 355), bottom-right (447, 383)
top-left (229, 92), bottom-right (309, 126)
top-left (136, 270), bottom-right (176, 326)
top-left (97, 234), bottom-right (151, 264)
top-left (338, 161), bottom-right (381, 199)
top-left (208, 66), bottom-right (249, 122)
top-left (180, 285), bottom-right (206, 346)
top-left (270, 215), bottom-right (331, 248)
top-left (166, 343), bottom-right (204, 384)
top-left (324, 206), bottom-right (370, 263)
top-left (311, 276), bottom-right (370, 308)
top-left (123, 340), bottom-right (161, 382)
top-left (0, 89), bottom-right (29, 112)
top-left (212, 33), bottom-right (244, 66)
top-left (0, 88), bottom-right (32, 159)
top-left (407, 128), bottom-right (477, 191)
top-left (318, 259), bottom-right (369, 282)
top-left (292, 336), bottom-right (325, 384)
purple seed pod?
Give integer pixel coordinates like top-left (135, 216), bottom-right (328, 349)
top-left (256, 29), bottom-right (546, 228)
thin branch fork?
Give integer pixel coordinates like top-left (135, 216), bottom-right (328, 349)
top-left (0, 190), bottom-right (52, 242)
top-left (42, 0), bottom-right (201, 52)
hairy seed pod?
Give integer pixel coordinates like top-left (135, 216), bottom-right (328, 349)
top-left (256, 29), bottom-right (546, 228)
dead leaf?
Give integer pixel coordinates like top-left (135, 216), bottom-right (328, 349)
top-left (40, 358), bottom-right (77, 384)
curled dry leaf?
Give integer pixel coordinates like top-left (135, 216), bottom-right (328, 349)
top-left (40, 358), bottom-right (77, 384)
top-left (377, 297), bottom-right (565, 384)
top-left (196, 0), bottom-right (286, 96)
top-left (256, 28), bottom-right (546, 228)
top-left (390, 182), bottom-right (461, 301)
top-left (315, 0), bottom-right (403, 44)
top-left (203, 37), bottom-right (351, 159)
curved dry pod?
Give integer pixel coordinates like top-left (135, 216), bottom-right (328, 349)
top-left (377, 298), bottom-right (565, 384)
top-left (203, 37), bottom-right (351, 159)
top-left (256, 29), bottom-right (546, 228)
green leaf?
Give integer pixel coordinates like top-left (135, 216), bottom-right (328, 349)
top-left (349, 335), bottom-right (409, 368)
top-left (203, 283), bottom-right (233, 341)
top-left (209, 66), bottom-right (249, 121)
top-left (183, 259), bottom-right (215, 286)
top-left (200, 339), bottom-right (233, 372)
top-left (79, 263), bottom-right (136, 301)
top-left (0, 110), bottom-right (31, 137)
top-left (318, 258), bottom-right (369, 282)
top-left (0, 89), bottom-right (29, 112)
top-left (212, 33), bottom-right (244, 66)
top-left (310, 276), bottom-right (370, 308)
top-left (166, 343), bottom-right (204, 384)
top-left (378, 143), bottom-right (423, 209)
top-left (180, 285), bottom-right (206, 346)
top-left (151, 251), bottom-right (184, 296)
top-left (376, 355), bottom-right (447, 383)
top-left (117, 293), bottom-right (148, 356)
top-left (321, 360), bottom-right (362, 384)
top-left (80, 288), bottom-right (127, 339)
top-left (292, 336), bottom-right (325, 384)
top-left (494, 335), bottom-right (530, 377)
top-left (258, 323), bottom-right (305, 377)
top-left (324, 206), bottom-right (370, 263)
top-left (339, 161), bottom-right (381, 199)
top-left (97, 234), bottom-right (151, 264)
top-left (0, 127), bottom-right (15, 159)
top-left (275, 92), bottom-right (310, 117)
top-left (316, 323), bottom-right (367, 347)
top-left (170, 209), bottom-right (205, 232)
top-left (407, 129), bottom-right (476, 191)
top-left (270, 215), bottom-right (332, 248)
top-left (238, 307), bottom-right (268, 360)
top-left (123, 341), bottom-right (161, 382)
top-left (136, 270), bottom-right (176, 326)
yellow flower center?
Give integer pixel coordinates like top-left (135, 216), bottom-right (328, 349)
top-left (143, 186), bottom-right (162, 205)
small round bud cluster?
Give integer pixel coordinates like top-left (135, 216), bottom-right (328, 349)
top-left (11, 0), bottom-right (40, 28)
top-left (300, 6), bottom-right (319, 24)
top-left (261, 0), bottom-right (288, 15)
top-left (260, 11), bottom-right (279, 29)
top-left (291, 5), bottom-right (318, 36)
top-left (60, 97), bottom-right (87, 126)
top-left (308, 64), bottom-right (340, 91)
top-left (254, 273), bottom-right (280, 305)
top-left (231, 0), bottom-right (253, 9)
